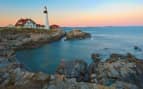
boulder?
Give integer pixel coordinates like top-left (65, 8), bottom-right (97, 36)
top-left (0, 49), bottom-right (15, 57)
top-left (134, 46), bottom-right (142, 51)
top-left (91, 53), bottom-right (101, 62)
top-left (56, 60), bottom-right (88, 81)
top-left (65, 29), bottom-right (91, 40)
top-left (88, 53), bottom-right (143, 88)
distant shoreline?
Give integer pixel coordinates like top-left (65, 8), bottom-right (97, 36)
top-left (1, 25), bottom-right (143, 29)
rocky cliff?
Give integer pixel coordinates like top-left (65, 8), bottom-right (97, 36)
top-left (0, 28), bottom-right (65, 50)
top-left (0, 28), bottom-right (65, 89)
top-left (56, 53), bottom-right (143, 89)
top-left (65, 29), bottom-right (91, 40)
top-left (0, 28), bottom-right (143, 89)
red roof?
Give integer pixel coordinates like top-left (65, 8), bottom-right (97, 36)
top-left (50, 24), bottom-right (60, 29)
top-left (15, 18), bottom-right (36, 26)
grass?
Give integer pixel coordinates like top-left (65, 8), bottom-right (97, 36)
top-left (0, 27), bottom-right (59, 34)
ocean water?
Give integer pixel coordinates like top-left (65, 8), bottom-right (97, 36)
top-left (16, 27), bottom-right (143, 74)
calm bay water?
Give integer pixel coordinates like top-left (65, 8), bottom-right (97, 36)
top-left (16, 27), bottom-right (143, 74)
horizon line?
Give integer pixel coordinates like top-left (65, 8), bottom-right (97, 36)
top-left (1, 25), bottom-right (143, 28)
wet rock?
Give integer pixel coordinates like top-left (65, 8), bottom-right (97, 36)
top-left (88, 62), bottom-right (98, 83)
top-left (0, 72), bottom-right (10, 86)
top-left (55, 74), bottom-right (65, 81)
top-left (90, 74), bottom-right (97, 83)
top-left (0, 28), bottom-right (65, 50)
top-left (106, 53), bottom-right (126, 62)
top-left (47, 85), bottom-right (57, 89)
top-left (134, 46), bottom-right (142, 51)
top-left (91, 53), bottom-right (101, 62)
top-left (1, 28), bottom-right (143, 89)
top-left (56, 60), bottom-right (87, 81)
top-left (111, 81), bottom-right (138, 89)
top-left (77, 82), bottom-right (90, 89)
top-left (88, 53), bottom-right (143, 89)
top-left (32, 72), bottom-right (50, 81)
top-left (0, 49), bottom-right (15, 57)
top-left (65, 29), bottom-right (91, 40)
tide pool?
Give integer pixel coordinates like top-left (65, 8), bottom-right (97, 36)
top-left (16, 27), bottom-right (143, 74)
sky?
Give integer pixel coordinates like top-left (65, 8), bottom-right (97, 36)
top-left (0, 0), bottom-right (143, 27)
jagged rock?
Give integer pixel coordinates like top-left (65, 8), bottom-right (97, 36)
top-left (90, 74), bottom-right (97, 83)
top-left (1, 28), bottom-right (143, 89)
top-left (111, 81), bottom-right (138, 89)
top-left (91, 53), bottom-right (101, 62)
top-left (32, 72), bottom-right (50, 81)
top-left (0, 28), bottom-right (65, 50)
top-left (56, 60), bottom-right (88, 81)
top-left (134, 46), bottom-right (142, 51)
top-left (88, 53), bottom-right (143, 89)
top-left (48, 85), bottom-right (57, 89)
top-left (65, 29), bottom-right (91, 40)
top-left (0, 49), bottom-right (15, 57)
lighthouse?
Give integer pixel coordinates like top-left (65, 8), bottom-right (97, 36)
top-left (43, 6), bottom-right (50, 29)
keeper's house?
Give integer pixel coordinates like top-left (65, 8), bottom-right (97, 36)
top-left (15, 18), bottom-right (44, 29)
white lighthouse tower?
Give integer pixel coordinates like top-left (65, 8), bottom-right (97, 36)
top-left (43, 6), bottom-right (50, 29)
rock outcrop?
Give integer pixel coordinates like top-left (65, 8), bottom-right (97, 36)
top-left (0, 55), bottom-right (51, 89)
top-left (17, 29), bottom-right (65, 49)
top-left (56, 60), bottom-right (88, 82)
top-left (65, 29), bottom-right (91, 40)
top-left (0, 28), bottom-right (143, 89)
top-left (88, 53), bottom-right (143, 89)
top-left (55, 53), bottom-right (143, 89)
top-left (1, 51), bottom-right (143, 89)
top-left (0, 28), bottom-right (65, 89)
top-left (0, 28), bottom-right (65, 50)
top-left (134, 46), bottom-right (142, 51)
